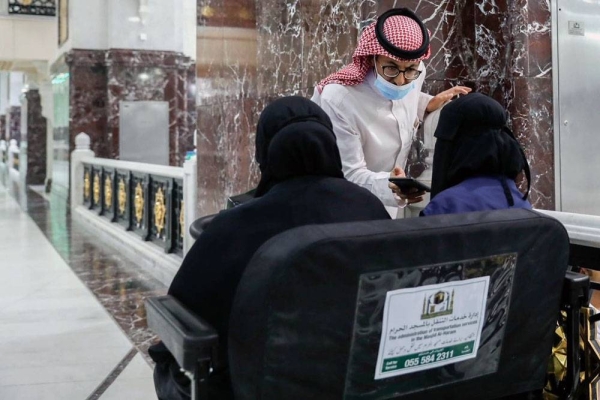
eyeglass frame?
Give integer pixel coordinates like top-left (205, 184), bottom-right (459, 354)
top-left (381, 65), bottom-right (422, 80)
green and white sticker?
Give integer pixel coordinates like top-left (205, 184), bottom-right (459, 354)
top-left (374, 276), bottom-right (489, 379)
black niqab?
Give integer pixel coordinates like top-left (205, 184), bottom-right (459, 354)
top-left (254, 96), bottom-right (335, 196)
top-left (430, 93), bottom-right (530, 200)
top-left (267, 120), bottom-right (343, 182)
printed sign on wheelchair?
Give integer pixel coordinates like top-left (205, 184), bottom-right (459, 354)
top-left (375, 277), bottom-right (489, 379)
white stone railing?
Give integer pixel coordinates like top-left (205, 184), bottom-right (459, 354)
top-left (536, 209), bottom-right (600, 249)
top-left (7, 139), bottom-right (22, 188)
top-left (0, 139), bottom-right (7, 186)
top-left (71, 132), bottom-right (197, 258)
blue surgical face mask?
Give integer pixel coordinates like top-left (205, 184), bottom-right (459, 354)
top-left (374, 70), bottom-right (415, 101)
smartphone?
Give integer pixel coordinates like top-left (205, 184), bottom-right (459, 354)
top-left (388, 178), bottom-right (431, 193)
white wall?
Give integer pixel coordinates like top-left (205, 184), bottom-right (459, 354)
top-left (0, 17), bottom-right (57, 62)
top-left (68, 0), bottom-right (108, 51)
top-left (107, 0), bottom-right (196, 57)
top-left (9, 72), bottom-right (23, 106)
top-left (56, 0), bottom-right (196, 61)
top-left (181, 0), bottom-right (197, 59)
top-left (51, 0), bottom-right (106, 65)
top-left (0, 72), bottom-right (8, 114)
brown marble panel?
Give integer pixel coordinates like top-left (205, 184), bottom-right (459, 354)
top-left (509, 0), bottom-right (551, 78)
top-left (301, 0), bottom-right (367, 92)
top-left (196, 96), bottom-right (266, 216)
top-left (0, 115), bottom-right (5, 140)
top-left (24, 89), bottom-right (47, 184)
top-left (179, 64), bottom-right (198, 164)
top-left (66, 49), bottom-right (110, 158)
top-left (8, 106), bottom-right (21, 142)
top-left (256, 0), bottom-right (304, 96)
top-left (474, 10), bottom-right (510, 82)
top-left (62, 49), bottom-right (196, 166)
top-left (510, 75), bottom-right (554, 210)
top-left (106, 50), bottom-right (196, 166)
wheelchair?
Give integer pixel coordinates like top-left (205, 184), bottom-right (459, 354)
top-left (147, 209), bottom-right (596, 399)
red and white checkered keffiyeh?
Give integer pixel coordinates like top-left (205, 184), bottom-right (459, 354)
top-left (316, 15), bottom-right (431, 93)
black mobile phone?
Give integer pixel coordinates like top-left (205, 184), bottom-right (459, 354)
top-left (388, 178), bottom-right (431, 193)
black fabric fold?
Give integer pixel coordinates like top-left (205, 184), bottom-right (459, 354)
top-left (255, 96), bottom-right (335, 197)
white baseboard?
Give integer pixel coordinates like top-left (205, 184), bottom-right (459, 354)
top-left (73, 205), bottom-right (182, 286)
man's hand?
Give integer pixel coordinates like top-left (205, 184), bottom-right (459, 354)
top-left (426, 86), bottom-right (472, 112)
top-left (388, 167), bottom-right (424, 205)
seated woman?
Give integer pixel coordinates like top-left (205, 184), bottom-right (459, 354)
top-left (421, 92), bottom-right (532, 216)
top-left (150, 96), bottom-right (390, 400)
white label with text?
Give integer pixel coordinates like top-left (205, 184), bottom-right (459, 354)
top-left (374, 277), bottom-right (490, 379)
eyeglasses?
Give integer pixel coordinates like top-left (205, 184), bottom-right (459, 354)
top-left (381, 65), bottom-right (422, 80)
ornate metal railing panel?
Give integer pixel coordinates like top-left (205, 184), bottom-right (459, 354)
top-left (173, 180), bottom-right (185, 255)
top-left (115, 169), bottom-right (132, 230)
top-left (101, 167), bottom-right (116, 221)
top-left (82, 162), bottom-right (184, 255)
top-left (131, 172), bottom-right (150, 241)
top-left (149, 176), bottom-right (172, 253)
top-left (8, 0), bottom-right (56, 16)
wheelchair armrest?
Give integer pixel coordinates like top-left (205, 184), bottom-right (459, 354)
top-left (562, 271), bottom-right (590, 309)
top-left (146, 295), bottom-right (219, 373)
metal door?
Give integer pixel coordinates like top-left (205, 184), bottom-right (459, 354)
top-left (556, 0), bottom-right (600, 214)
top-left (119, 101), bottom-right (169, 166)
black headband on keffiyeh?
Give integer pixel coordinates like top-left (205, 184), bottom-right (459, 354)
top-left (375, 8), bottom-right (430, 60)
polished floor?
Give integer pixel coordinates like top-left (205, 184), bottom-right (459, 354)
top-left (0, 185), bottom-right (166, 399)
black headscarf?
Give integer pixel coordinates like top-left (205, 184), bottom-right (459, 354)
top-left (430, 93), bottom-right (530, 201)
top-left (254, 96), bottom-right (338, 196)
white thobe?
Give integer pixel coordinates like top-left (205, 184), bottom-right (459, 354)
top-left (312, 65), bottom-right (432, 216)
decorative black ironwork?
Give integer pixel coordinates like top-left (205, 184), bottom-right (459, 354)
top-left (8, 0), bottom-right (57, 16)
top-left (131, 172), bottom-right (150, 241)
top-left (13, 152), bottom-right (19, 171)
top-left (101, 167), bottom-right (116, 221)
top-left (173, 179), bottom-right (184, 255)
top-left (115, 170), bottom-right (131, 230)
top-left (83, 165), bottom-right (91, 206)
top-left (90, 166), bottom-right (102, 210)
top-left (149, 177), bottom-right (173, 253)
top-left (82, 163), bottom-right (184, 255)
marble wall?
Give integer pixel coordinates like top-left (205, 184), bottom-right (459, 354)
top-left (24, 89), bottom-right (47, 184)
top-left (195, 0), bottom-right (554, 216)
top-left (52, 49), bottom-right (196, 167)
top-left (106, 50), bottom-right (197, 166)
top-left (8, 106), bottom-right (21, 143)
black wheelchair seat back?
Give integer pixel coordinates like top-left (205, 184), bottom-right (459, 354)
top-left (228, 209), bottom-right (570, 400)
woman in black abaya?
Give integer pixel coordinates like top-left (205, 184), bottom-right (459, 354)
top-left (150, 96), bottom-right (390, 399)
